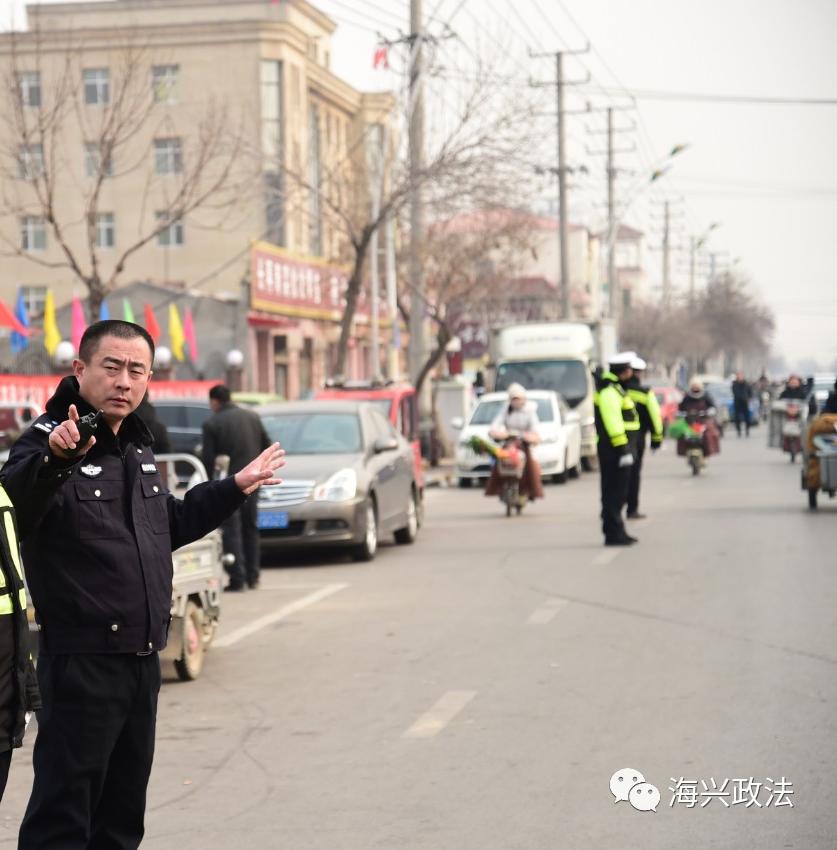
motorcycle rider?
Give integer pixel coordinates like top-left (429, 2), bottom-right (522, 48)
top-left (731, 371), bottom-right (753, 438)
top-left (485, 383), bottom-right (544, 502)
top-left (625, 355), bottom-right (663, 520)
top-left (678, 378), bottom-right (721, 457)
top-left (779, 374), bottom-right (807, 400)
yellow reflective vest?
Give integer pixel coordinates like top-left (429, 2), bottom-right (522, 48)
top-left (594, 372), bottom-right (638, 450)
top-left (628, 385), bottom-right (664, 446)
top-left (0, 486), bottom-right (27, 616)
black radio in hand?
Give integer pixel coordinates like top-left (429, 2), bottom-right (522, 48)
top-left (67, 409), bottom-right (104, 456)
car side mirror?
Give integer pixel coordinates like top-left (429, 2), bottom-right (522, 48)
top-left (373, 436), bottom-right (399, 454)
top-left (451, 416), bottom-right (464, 430)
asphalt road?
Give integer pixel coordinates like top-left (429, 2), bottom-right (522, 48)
top-left (2, 431), bottom-right (836, 848)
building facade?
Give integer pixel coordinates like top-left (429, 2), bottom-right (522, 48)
top-left (0, 0), bottom-right (394, 394)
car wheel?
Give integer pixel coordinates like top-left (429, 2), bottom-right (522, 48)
top-left (458, 477), bottom-right (473, 488)
top-left (352, 500), bottom-right (378, 561)
top-left (568, 461), bottom-right (581, 479)
top-left (581, 456), bottom-right (594, 472)
top-left (173, 601), bottom-right (205, 682)
top-left (553, 454), bottom-right (568, 484)
top-left (394, 489), bottom-right (419, 545)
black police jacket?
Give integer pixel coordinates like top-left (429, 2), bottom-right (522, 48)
top-left (0, 491), bottom-right (41, 753)
top-left (0, 377), bottom-right (246, 655)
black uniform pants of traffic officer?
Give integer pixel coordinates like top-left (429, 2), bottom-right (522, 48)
top-left (627, 438), bottom-right (646, 516)
top-left (598, 448), bottom-right (630, 542)
top-left (19, 652), bottom-right (160, 850)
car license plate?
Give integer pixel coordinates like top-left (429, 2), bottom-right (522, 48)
top-left (257, 510), bottom-right (289, 530)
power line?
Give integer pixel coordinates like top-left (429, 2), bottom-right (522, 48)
top-left (580, 86), bottom-right (837, 106)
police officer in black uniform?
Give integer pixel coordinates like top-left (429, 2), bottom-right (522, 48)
top-left (0, 483), bottom-right (40, 801)
top-left (0, 320), bottom-right (285, 850)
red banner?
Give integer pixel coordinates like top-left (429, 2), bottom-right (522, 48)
top-left (0, 376), bottom-right (215, 413)
top-left (250, 241), bottom-right (370, 323)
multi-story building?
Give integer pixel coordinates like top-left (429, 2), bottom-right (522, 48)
top-left (0, 0), bottom-right (394, 396)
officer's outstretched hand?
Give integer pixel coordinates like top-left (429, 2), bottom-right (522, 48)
top-left (234, 443), bottom-right (286, 495)
top-left (48, 404), bottom-right (96, 460)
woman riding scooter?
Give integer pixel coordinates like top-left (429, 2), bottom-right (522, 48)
top-left (484, 383), bottom-right (545, 503)
top-left (677, 378), bottom-right (722, 457)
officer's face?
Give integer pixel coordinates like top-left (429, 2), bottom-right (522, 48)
top-left (74, 335), bottom-right (153, 426)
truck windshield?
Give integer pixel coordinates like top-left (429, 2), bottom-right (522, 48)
top-left (495, 360), bottom-right (589, 408)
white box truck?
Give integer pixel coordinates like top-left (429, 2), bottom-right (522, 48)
top-left (489, 321), bottom-right (615, 469)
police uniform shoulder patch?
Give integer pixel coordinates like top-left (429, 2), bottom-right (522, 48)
top-left (80, 464), bottom-right (103, 478)
top-left (34, 422), bottom-right (53, 434)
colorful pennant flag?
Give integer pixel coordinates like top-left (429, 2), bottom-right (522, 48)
top-left (99, 299), bottom-right (110, 321)
top-left (123, 298), bottom-right (135, 324)
top-left (373, 46), bottom-right (389, 70)
top-left (183, 307), bottom-right (198, 361)
top-left (43, 290), bottom-right (60, 356)
top-left (0, 299), bottom-right (29, 338)
top-left (71, 296), bottom-right (86, 352)
top-left (144, 303), bottom-right (161, 343)
top-left (10, 289), bottom-right (30, 353)
top-left (168, 303), bottom-right (185, 362)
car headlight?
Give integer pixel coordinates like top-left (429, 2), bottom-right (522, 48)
top-left (314, 469), bottom-right (358, 502)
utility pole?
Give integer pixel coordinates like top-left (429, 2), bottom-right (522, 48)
top-left (408, 0), bottom-right (427, 401)
top-left (662, 199), bottom-right (671, 306)
top-left (530, 46), bottom-right (589, 320)
top-left (385, 211), bottom-right (399, 380)
top-left (688, 235), bottom-right (697, 305)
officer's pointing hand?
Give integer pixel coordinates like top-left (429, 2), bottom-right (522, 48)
top-left (48, 404), bottom-right (96, 460)
top-left (234, 442), bottom-right (286, 495)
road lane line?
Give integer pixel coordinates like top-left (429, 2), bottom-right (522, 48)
top-left (215, 583), bottom-right (348, 648)
top-left (592, 549), bottom-right (622, 566)
top-left (402, 690), bottom-right (477, 739)
top-left (527, 597), bottom-right (569, 624)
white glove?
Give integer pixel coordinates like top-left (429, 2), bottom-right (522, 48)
top-left (618, 452), bottom-right (634, 468)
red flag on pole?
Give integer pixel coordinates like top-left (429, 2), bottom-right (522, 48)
top-left (373, 46), bottom-right (389, 70)
top-left (0, 300), bottom-right (29, 335)
top-left (144, 303), bottom-right (161, 343)
top-left (71, 296), bottom-right (86, 352)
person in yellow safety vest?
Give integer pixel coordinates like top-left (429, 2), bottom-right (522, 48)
top-left (0, 484), bottom-right (40, 801)
top-left (594, 352), bottom-right (640, 546)
top-left (625, 355), bottom-right (664, 520)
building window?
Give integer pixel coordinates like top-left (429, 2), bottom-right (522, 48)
top-left (20, 216), bottom-right (46, 251)
top-left (154, 138), bottom-right (183, 174)
top-left (20, 285), bottom-right (47, 323)
top-left (95, 213), bottom-right (115, 248)
top-left (260, 60), bottom-right (284, 246)
top-left (156, 212), bottom-right (184, 246)
top-left (17, 72), bottom-right (41, 107)
top-left (18, 144), bottom-right (44, 179)
top-left (152, 64), bottom-right (179, 103)
top-left (84, 142), bottom-right (113, 178)
top-left (83, 68), bottom-right (110, 105)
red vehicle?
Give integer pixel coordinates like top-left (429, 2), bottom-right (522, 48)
top-left (653, 386), bottom-right (684, 432)
top-left (315, 382), bottom-right (425, 500)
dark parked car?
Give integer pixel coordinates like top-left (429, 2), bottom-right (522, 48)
top-left (152, 398), bottom-right (211, 456)
top-left (255, 400), bottom-right (420, 561)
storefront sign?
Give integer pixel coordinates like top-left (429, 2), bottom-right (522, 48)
top-left (250, 241), bottom-right (370, 323)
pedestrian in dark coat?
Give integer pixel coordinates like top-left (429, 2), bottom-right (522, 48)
top-left (0, 320), bottom-right (285, 850)
top-left (731, 371), bottom-right (753, 437)
top-left (202, 384), bottom-right (272, 590)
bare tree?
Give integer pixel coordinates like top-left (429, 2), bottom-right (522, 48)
top-left (0, 30), bottom-right (252, 319)
top-left (278, 57), bottom-right (542, 378)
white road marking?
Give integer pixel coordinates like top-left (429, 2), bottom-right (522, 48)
top-left (215, 583), bottom-right (348, 648)
top-left (527, 597), bottom-right (569, 624)
top-left (402, 690), bottom-right (477, 739)
top-left (592, 549), bottom-right (622, 566)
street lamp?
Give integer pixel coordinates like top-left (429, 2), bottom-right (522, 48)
top-left (54, 340), bottom-right (75, 369)
top-left (689, 222), bottom-right (721, 303)
top-left (226, 348), bottom-right (244, 391)
top-left (606, 143), bottom-right (689, 324)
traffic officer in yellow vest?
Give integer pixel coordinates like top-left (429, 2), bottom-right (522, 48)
top-left (594, 352), bottom-right (640, 546)
top-left (0, 484), bottom-right (40, 801)
top-left (625, 355), bottom-right (664, 520)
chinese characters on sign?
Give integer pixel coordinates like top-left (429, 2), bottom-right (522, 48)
top-left (668, 777), bottom-right (795, 808)
top-left (250, 241), bottom-right (368, 323)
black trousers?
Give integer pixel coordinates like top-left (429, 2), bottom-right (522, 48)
top-left (734, 401), bottom-right (750, 435)
top-left (627, 436), bottom-right (646, 514)
top-left (19, 652), bottom-right (161, 850)
top-left (0, 747), bottom-right (11, 802)
top-left (221, 494), bottom-right (261, 586)
top-left (598, 447), bottom-right (630, 541)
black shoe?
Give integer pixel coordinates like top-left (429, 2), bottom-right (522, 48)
top-left (625, 534), bottom-right (639, 543)
top-left (225, 583), bottom-right (246, 592)
top-left (626, 511), bottom-right (646, 519)
top-left (247, 579), bottom-right (260, 590)
top-left (604, 536), bottom-right (635, 546)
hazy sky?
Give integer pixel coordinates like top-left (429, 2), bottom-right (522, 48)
top-left (5, 0), bottom-right (837, 372)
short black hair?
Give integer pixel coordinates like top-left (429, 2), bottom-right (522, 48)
top-left (78, 320), bottom-right (155, 366)
top-left (209, 384), bottom-right (231, 404)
